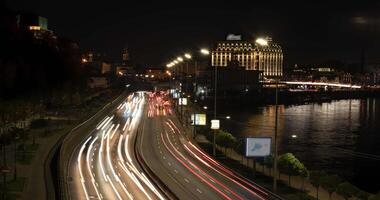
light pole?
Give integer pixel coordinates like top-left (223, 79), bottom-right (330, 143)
top-left (14, 136), bottom-right (19, 181)
top-left (273, 78), bottom-right (279, 192)
top-left (177, 57), bottom-right (184, 124)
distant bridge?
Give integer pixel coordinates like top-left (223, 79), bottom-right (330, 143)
top-left (283, 81), bottom-right (362, 89)
top-left (262, 81), bottom-right (362, 89)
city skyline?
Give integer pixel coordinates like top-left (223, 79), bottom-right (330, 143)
top-left (5, 0), bottom-right (380, 67)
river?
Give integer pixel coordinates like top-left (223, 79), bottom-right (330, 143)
top-left (221, 98), bottom-right (380, 193)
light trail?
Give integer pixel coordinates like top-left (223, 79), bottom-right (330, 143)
top-left (86, 136), bottom-right (102, 199)
top-left (160, 130), bottom-right (233, 200)
top-left (106, 132), bottom-right (133, 200)
top-left (77, 136), bottom-right (92, 200)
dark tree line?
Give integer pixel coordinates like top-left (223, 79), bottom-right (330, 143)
top-left (0, 4), bottom-right (86, 99)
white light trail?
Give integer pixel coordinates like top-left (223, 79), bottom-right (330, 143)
top-left (86, 136), bottom-right (102, 199)
top-left (77, 136), bottom-right (92, 200)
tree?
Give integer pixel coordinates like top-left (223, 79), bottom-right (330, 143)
top-left (309, 170), bottom-right (327, 200)
top-left (233, 139), bottom-right (245, 163)
top-left (369, 192), bottom-right (380, 200)
top-left (336, 182), bottom-right (359, 200)
top-left (277, 153), bottom-right (307, 186)
top-left (215, 130), bottom-right (236, 155)
top-left (300, 167), bottom-right (309, 192)
top-left (355, 190), bottom-right (369, 200)
top-left (320, 174), bottom-right (342, 200)
top-left (29, 118), bottom-right (48, 145)
top-left (264, 155), bottom-right (274, 175)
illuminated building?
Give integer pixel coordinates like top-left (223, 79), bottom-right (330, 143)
top-left (16, 13), bottom-right (54, 40)
top-left (211, 35), bottom-right (283, 77)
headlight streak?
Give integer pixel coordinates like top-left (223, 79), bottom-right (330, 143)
top-left (77, 136), bottom-right (92, 200)
top-left (86, 136), bottom-right (102, 199)
top-left (96, 116), bottom-right (109, 130)
top-left (106, 129), bottom-right (133, 200)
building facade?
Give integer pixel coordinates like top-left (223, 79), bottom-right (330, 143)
top-left (211, 36), bottom-right (283, 77)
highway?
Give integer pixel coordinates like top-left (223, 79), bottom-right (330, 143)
top-left (67, 92), bottom-right (166, 200)
top-left (67, 90), bottom-right (278, 200)
top-left (137, 92), bottom-right (274, 200)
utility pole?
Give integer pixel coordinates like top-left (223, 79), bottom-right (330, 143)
top-left (273, 79), bottom-right (279, 192)
top-left (213, 65), bottom-right (217, 156)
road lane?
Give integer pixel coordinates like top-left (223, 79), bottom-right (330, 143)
top-left (67, 92), bottom-right (164, 200)
top-left (138, 92), bottom-right (272, 200)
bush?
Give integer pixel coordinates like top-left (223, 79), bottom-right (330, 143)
top-left (277, 153), bottom-right (308, 186)
top-left (336, 182), bottom-right (359, 200)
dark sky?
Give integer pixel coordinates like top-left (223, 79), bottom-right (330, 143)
top-left (5, 0), bottom-right (380, 67)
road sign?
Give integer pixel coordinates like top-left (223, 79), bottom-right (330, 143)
top-left (211, 119), bottom-right (220, 130)
top-left (245, 137), bottom-right (272, 157)
top-left (191, 114), bottom-right (206, 125)
top-left (179, 98), bottom-right (187, 105)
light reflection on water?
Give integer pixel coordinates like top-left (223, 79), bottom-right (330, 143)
top-left (223, 98), bottom-right (380, 192)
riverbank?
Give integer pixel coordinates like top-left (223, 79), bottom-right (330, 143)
top-left (174, 94), bottom-right (379, 198)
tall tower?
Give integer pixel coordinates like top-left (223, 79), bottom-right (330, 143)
top-left (122, 47), bottom-right (129, 65)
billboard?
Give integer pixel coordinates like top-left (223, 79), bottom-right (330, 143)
top-left (211, 119), bottom-right (220, 130)
top-left (179, 98), bottom-right (187, 105)
top-left (173, 92), bottom-right (179, 99)
top-left (245, 137), bottom-right (272, 157)
top-left (191, 114), bottom-right (206, 126)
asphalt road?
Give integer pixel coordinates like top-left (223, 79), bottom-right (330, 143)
top-left (67, 92), bottom-right (164, 200)
top-left (66, 91), bottom-right (275, 200)
top-left (137, 92), bottom-right (271, 200)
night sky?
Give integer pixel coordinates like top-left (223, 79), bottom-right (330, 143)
top-left (5, 0), bottom-right (380, 67)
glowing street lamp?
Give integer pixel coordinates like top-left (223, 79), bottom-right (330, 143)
top-left (184, 53), bottom-right (192, 59)
top-left (200, 48), bottom-right (210, 55)
top-left (177, 57), bottom-right (184, 62)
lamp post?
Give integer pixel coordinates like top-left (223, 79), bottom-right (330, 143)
top-left (273, 78), bottom-right (279, 192)
top-left (14, 136), bottom-right (19, 181)
top-left (177, 57), bottom-right (184, 124)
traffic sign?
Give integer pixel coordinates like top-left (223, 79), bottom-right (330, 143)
top-left (211, 120), bottom-right (220, 130)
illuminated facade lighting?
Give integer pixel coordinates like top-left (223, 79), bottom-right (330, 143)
top-left (29, 26), bottom-right (41, 30)
top-left (211, 36), bottom-right (283, 77)
top-left (255, 38), bottom-right (268, 46)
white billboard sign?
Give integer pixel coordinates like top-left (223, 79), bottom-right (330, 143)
top-left (245, 137), bottom-right (272, 157)
top-left (179, 98), bottom-right (187, 105)
top-left (211, 119), bottom-right (220, 130)
top-left (191, 114), bottom-right (206, 126)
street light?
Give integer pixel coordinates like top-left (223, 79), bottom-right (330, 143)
top-left (226, 116), bottom-right (231, 119)
top-left (291, 134), bottom-right (297, 138)
top-left (203, 106), bottom-right (208, 110)
top-left (177, 57), bottom-right (184, 62)
top-left (184, 53), bottom-right (192, 59)
top-left (200, 48), bottom-right (210, 55)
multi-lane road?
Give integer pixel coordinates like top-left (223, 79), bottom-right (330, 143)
top-left (65, 91), bottom-right (279, 200)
